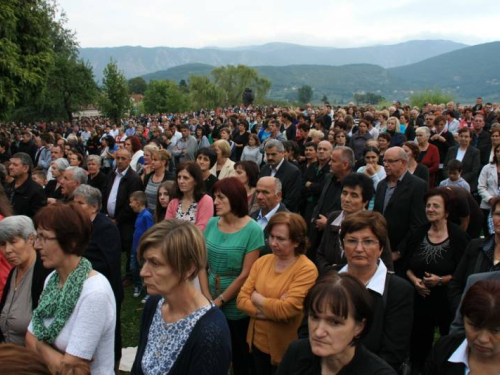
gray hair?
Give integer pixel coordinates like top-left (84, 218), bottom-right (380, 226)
top-left (416, 126), bottom-right (430, 137)
top-left (334, 146), bottom-right (355, 169)
top-left (51, 158), bottom-right (70, 172)
top-left (0, 216), bottom-right (36, 243)
top-left (74, 185), bottom-right (102, 210)
top-left (274, 177), bottom-right (282, 194)
top-left (87, 155), bottom-right (102, 166)
top-left (66, 167), bottom-right (88, 184)
top-left (264, 139), bottom-right (284, 152)
top-left (11, 152), bottom-right (33, 169)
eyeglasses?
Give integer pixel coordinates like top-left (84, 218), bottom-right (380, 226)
top-left (383, 159), bottom-right (402, 164)
top-left (343, 238), bottom-right (379, 248)
top-left (36, 233), bottom-right (58, 244)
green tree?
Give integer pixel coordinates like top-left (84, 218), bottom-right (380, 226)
top-left (188, 75), bottom-right (225, 110)
top-left (179, 79), bottom-right (188, 92)
top-left (0, 0), bottom-right (56, 116)
top-left (410, 88), bottom-right (455, 109)
top-left (143, 80), bottom-right (189, 114)
top-left (211, 65), bottom-right (271, 106)
top-left (353, 92), bottom-right (386, 105)
top-left (297, 85), bottom-right (313, 103)
top-left (128, 77), bottom-right (147, 95)
top-left (97, 60), bottom-right (130, 124)
top-left (321, 95), bottom-right (328, 103)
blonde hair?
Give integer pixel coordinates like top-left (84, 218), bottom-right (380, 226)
top-left (213, 139), bottom-right (231, 158)
top-left (151, 149), bottom-right (171, 162)
top-left (387, 116), bottom-right (401, 133)
top-left (144, 145), bottom-right (160, 157)
top-left (138, 220), bottom-right (207, 281)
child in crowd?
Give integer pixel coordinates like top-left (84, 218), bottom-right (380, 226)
top-left (154, 180), bottom-right (175, 223)
top-left (439, 159), bottom-right (471, 192)
top-left (32, 170), bottom-right (47, 188)
top-left (129, 191), bottom-right (155, 298)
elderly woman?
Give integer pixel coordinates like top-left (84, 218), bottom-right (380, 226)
top-left (415, 126), bottom-right (440, 187)
top-left (237, 212), bottom-right (318, 373)
top-left (449, 196), bottom-right (500, 313)
top-left (143, 149), bottom-right (174, 213)
top-left (277, 272), bottom-right (397, 375)
top-left (86, 155), bottom-right (107, 195)
top-left (330, 210), bottom-right (414, 371)
top-left (210, 139), bottom-right (236, 179)
top-left (132, 220), bottom-right (231, 375)
top-left (165, 162), bottom-right (213, 231)
top-left (73, 185), bottom-right (123, 366)
top-left (0, 216), bottom-right (52, 345)
top-left (201, 177), bottom-right (265, 375)
top-left (401, 189), bottom-right (469, 372)
top-left (234, 160), bottom-right (260, 213)
top-left (45, 158), bottom-right (70, 202)
top-left (124, 135), bottom-right (145, 173)
top-left (424, 280), bottom-right (500, 375)
top-left (26, 203), bottom-right (116, 374)
top-left (403, 142), bottom-right (430, 184)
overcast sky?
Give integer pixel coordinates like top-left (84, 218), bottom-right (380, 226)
top-left (58, 0), bottom-right (500, 48)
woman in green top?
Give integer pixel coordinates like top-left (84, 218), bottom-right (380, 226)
top-left (201, 177), bottom-right (265, 375)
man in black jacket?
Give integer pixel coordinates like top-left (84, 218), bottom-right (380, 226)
top-left (102, 148), bottom-right (143, 285)
top-left (5, 152), bottom-right (46, 218)
top-left (374, 146), bottom-right (427, 273)
top-left (18, 132), bottom-right (38, 164)
top-left (260, 139), bottom-right (301, 212)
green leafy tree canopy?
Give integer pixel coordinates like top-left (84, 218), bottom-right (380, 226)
top-left (98, 60), bottom-right (130, 124)
top-left (297, 85), bottom-right (313, 104)
top-left (128, 77), bottom-right (147, 95)
top-left (143, 80), bottom-right (189, 114)
top-left (410, 88), bottom-right (455, 109)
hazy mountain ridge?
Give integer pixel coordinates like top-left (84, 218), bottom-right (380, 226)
top-left (138, 42), bottom-right (500, 102)
top-left (79, 40), bottom-right (467, 81)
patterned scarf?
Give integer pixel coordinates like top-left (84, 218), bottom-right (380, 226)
top-left (32, 257), bottom-right (92, 343)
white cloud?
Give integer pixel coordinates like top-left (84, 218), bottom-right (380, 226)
top-left (58, 0), bottom-right (500, 48)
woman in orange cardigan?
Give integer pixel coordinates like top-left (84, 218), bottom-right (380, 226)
top-left (237, 212), bottom-right (318, 375)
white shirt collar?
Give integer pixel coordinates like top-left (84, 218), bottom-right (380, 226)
top-left (331, 211), bottom-right (346, 227)
top-left (273, 157), bottom-right (285, 171)
top-left (258, 203), bottom-right (281, 222)
top-left (448, 339), bottom-right (469, 374)
top-left (339, 259), bottom-right (388, 296)
top-left (116, 166), bottom-right (130, 177)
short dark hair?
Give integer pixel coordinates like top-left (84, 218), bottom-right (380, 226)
top-left (304, 141), bottom-right (318, 150)
top-left (458, 127), bottom-right (472, 136)
top-left (234, 160), bottom-right (260, 188)
top-left (173, 162), bottom-right (206, 202)
top-left (34, 202), bottom-right (92, 256)
top-left (377, 132), bottom-right (391, 143)
top-left (403, 141), bottom-right (419, 159)
top-left (341, 172), bottom-right (374, 204)
top-left (305, 271), bottom-right (373, 345)
top-left (196, 147), bottom-right (217, 169)
top-left (266, 212), bottom-right (309, 255)
top-left (11, 152), bottom-right (33, 173)
top-left (212, 177), bottom-right (248, 217)
top-left (461, 280), bottom-right (500, 330)
top-left (130, 191), bottom-right (147, 206)
top-left (424, 188), bottom-right (451, 213)
top-left (340, 210), bottom-right (388, 251)
top-left (447, 159), bottom-right (463, 172)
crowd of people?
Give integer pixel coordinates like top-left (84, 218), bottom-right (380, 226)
top-left (1, 98), bottom-right (500, 375)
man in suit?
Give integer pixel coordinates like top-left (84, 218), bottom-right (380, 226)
top-left (443, 127), bottom-right (481, 192)
top-left (103, 148), bottom-right (143, 286)
top-left (260, 139), bottom-right (301, 212)
top-left (471, 114), bottom-right (491, 166)
top-left (250, 176), bottom-right (289, 256)
top-left (309, 146), bottom-right (354, 255)
top-left (484, 102), bottom-right (498, 131)
top-left (374, 146), bottom-right (427, 272)
top-left (450, 271), bottom-right (500, 335)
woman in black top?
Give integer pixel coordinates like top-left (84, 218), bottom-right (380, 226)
top-left (278, 272), bottom-right (396, 375)
top-left (449, 196), bottom-right (500, 313)
top-left (403, 189), bottom-right (469, 372)
top-left (195, 147), bottom-right (218, 197)
top-left (45, 158), bottom-right (69, 202)
top-left (424, 280), bottom-right (500, 375)
top-left (233, 120), bottom-right (250, 162)
top-left (403, 141), bottom-right (430, 184)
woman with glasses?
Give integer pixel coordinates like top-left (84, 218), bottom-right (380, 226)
top-left (0, 216), bottom-right (52, 345)
top-left (401, 189), bottom-right (469, 373)
top-left (237, 212), bottom-right (318, 374)
top-left (301, 210), bottom-right (413, 372)
top-left (26, 203), bottom-right (116, 374)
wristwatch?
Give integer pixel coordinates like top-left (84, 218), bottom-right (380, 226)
top-left (438, 277), bottom-right (443, 286)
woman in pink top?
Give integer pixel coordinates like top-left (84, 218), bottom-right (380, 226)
top-left (165, 162), bottom-right (213, 231)
top-left (0, 186), bottom-right (14, 299)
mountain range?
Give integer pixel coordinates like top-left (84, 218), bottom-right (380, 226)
top-left (79, 40), bottom-right (466, 82)
top-left (138, 42), bottom-right (500, 103)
